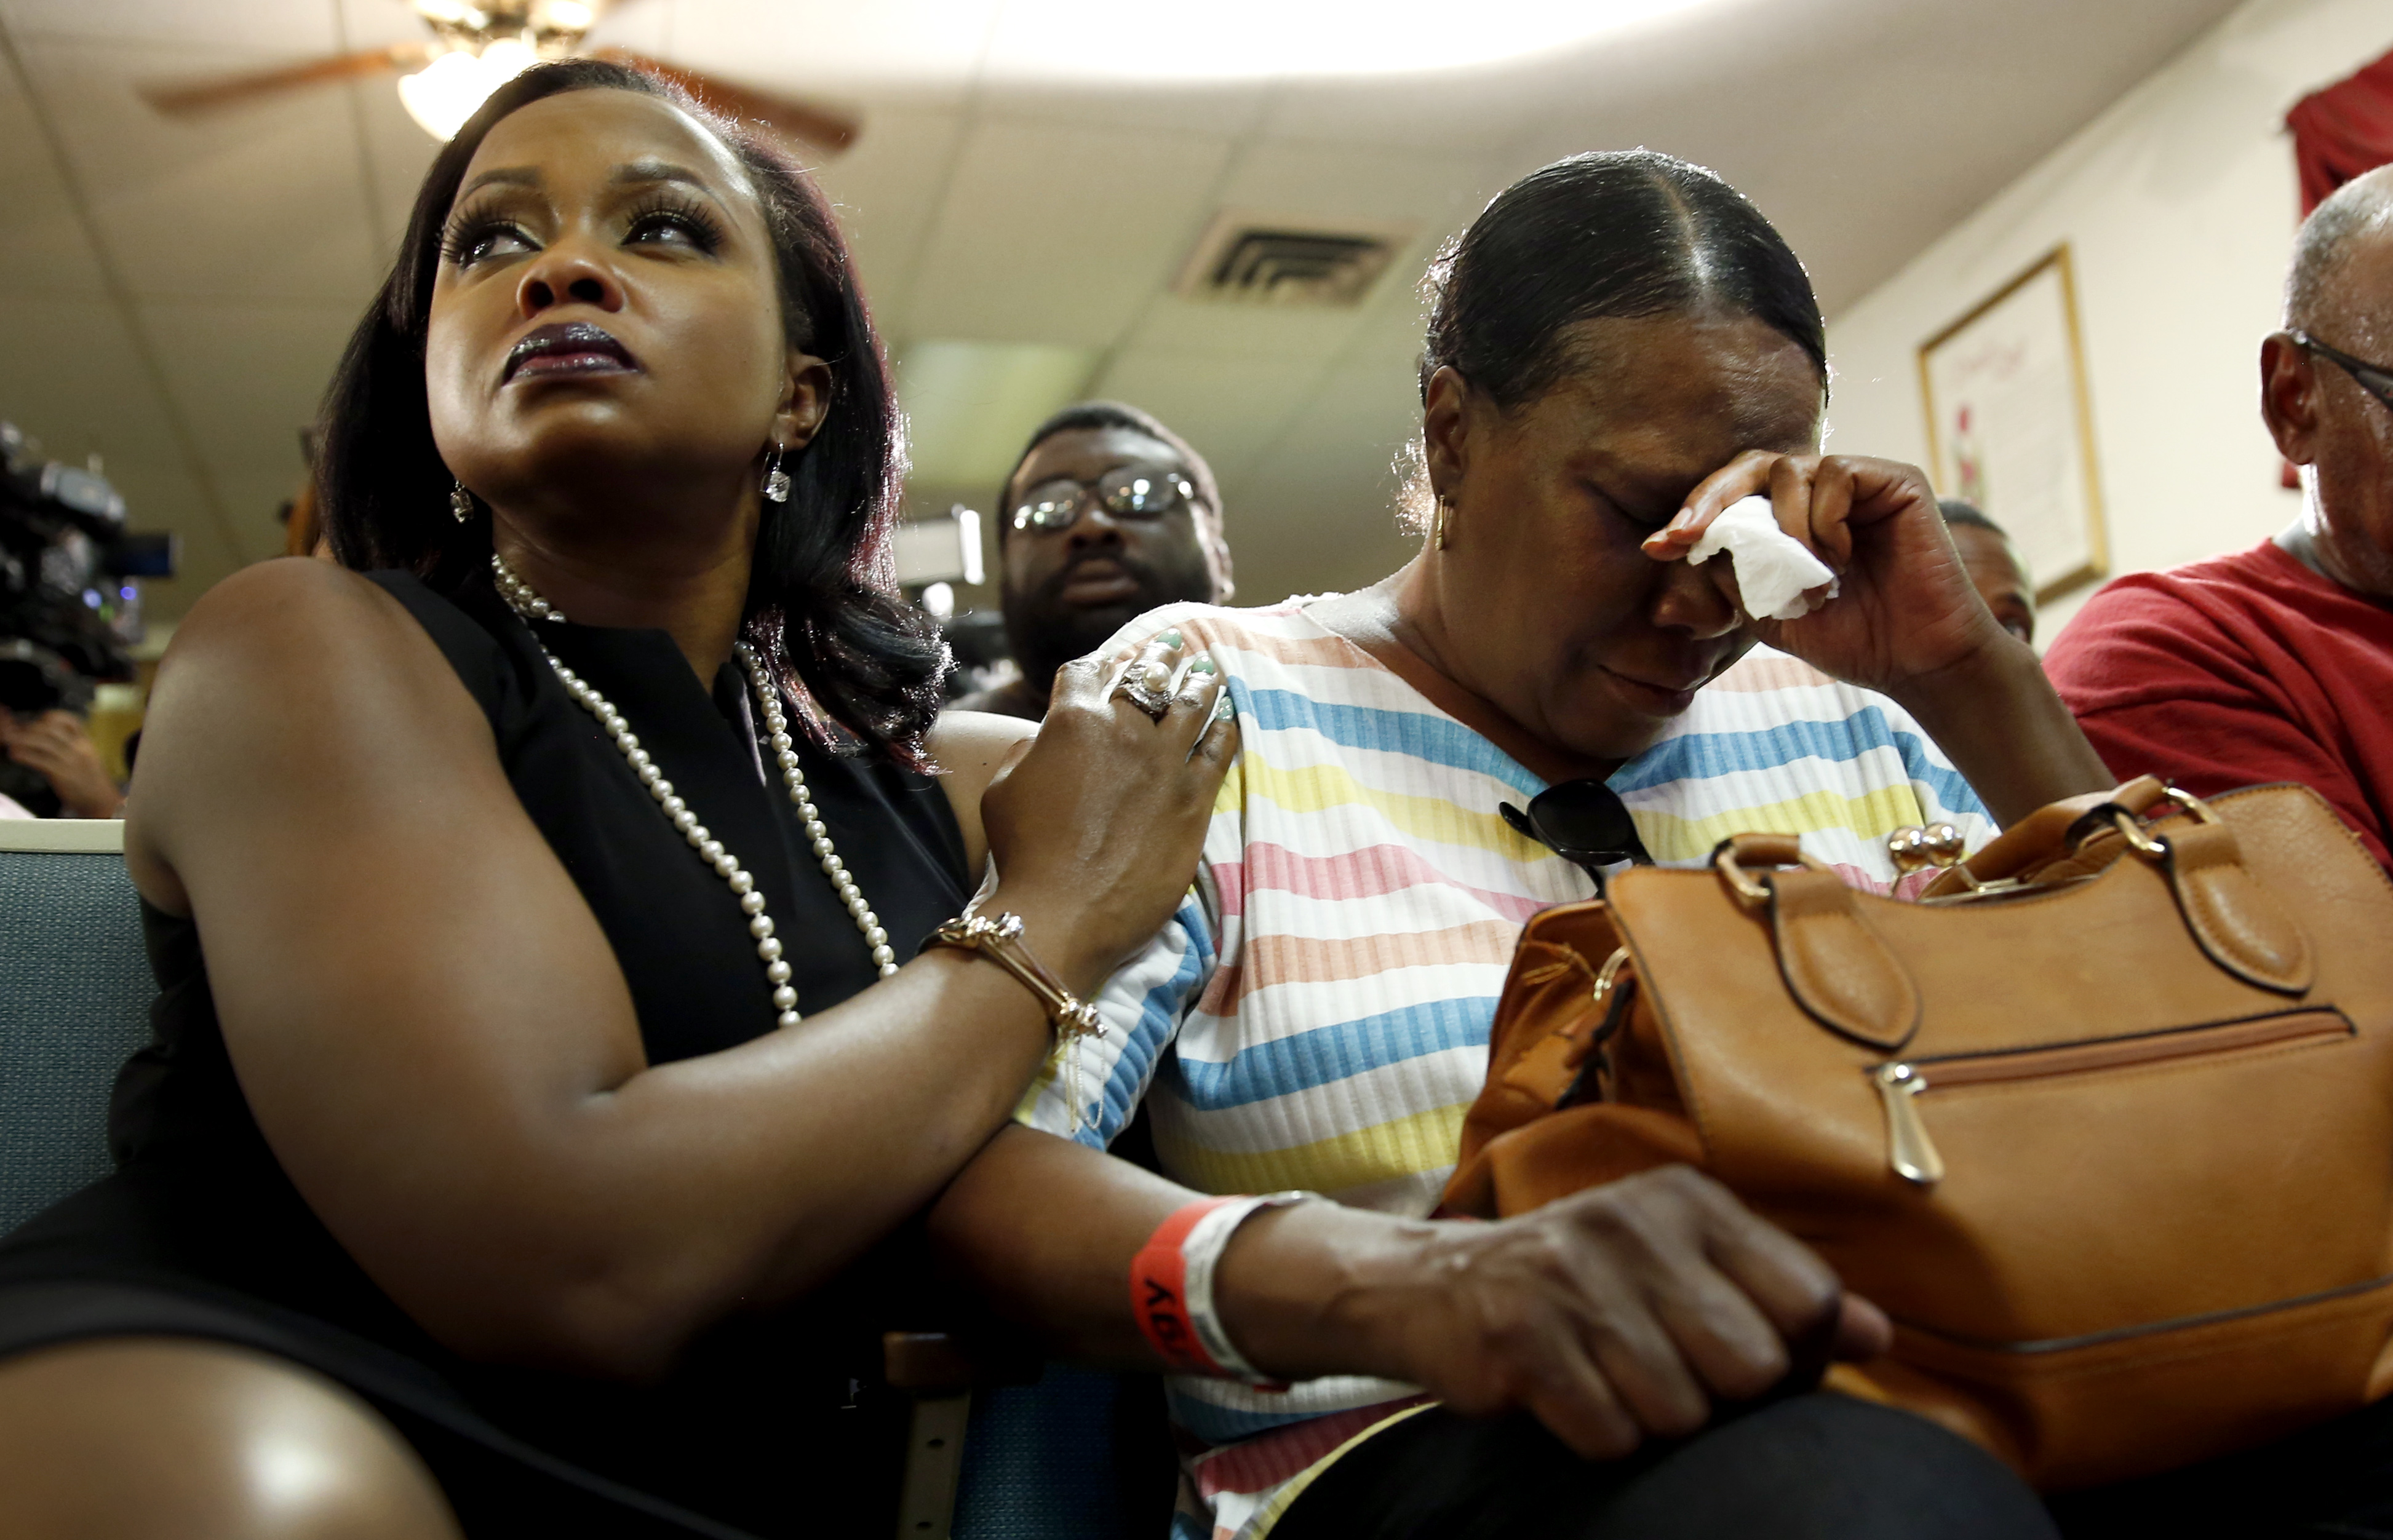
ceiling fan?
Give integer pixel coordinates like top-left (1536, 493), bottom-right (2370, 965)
top-left (138, 0), bottom-right (859, 153)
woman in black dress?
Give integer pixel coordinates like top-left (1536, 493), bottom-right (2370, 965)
top-left (0, 62), bottom-right (1238, 1537)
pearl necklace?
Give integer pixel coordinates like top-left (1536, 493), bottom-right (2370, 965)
top-left (490, 551), bottom-right (899, 1031)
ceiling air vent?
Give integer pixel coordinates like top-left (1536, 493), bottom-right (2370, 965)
top-left (1174, 212), bottom-right (1417, 308)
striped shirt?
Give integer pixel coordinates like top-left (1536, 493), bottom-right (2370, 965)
top-left (1016, 597), bottom-right (1995, 1539)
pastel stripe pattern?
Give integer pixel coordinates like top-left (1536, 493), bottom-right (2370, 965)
top-left (1015, 600), bottom-right (1996, 1538)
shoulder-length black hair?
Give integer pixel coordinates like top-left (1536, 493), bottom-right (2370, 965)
top-left (316, 58), bottom-right (943, 762)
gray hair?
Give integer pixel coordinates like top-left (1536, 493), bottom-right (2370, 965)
top-left (2287, 164), bottom-right (2393, 330)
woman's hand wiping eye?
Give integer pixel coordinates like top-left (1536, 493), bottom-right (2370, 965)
top-left (1639, 450), bottom-right (2012, 696)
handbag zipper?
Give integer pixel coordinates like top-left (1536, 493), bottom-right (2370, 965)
top-left (1869, 1011), bottom-right (2351, 1188)
top-left (1870, 1063), bottom-right (1943, 1185)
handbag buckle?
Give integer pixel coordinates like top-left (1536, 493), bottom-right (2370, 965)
top-left (1711, 835), bottom-right (1836, 908)
top-left (2108, 785), bottom-right (2220, 860)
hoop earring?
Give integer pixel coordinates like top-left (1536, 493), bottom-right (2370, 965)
top-left (762, 443), bottom-right (792, 504)
top-left (1433, 495), bottom-right (1452, 551)
top-left (450, 480), bottom-right (474, 524)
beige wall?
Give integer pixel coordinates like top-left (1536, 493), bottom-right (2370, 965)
top-left (1821, 0), bottom-right (2393, 643)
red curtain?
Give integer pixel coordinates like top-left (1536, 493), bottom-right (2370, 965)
top-left (2279, 50), bottom-right (2393, 486)
top-left (2287, 47), bottom-right (2393, 215)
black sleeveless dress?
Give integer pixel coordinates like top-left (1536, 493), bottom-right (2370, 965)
top-left (0, 572), bottom-right (974, 1538)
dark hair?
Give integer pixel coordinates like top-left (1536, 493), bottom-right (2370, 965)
top-left (316, 58), bottom-right (942, 761)
top-left (1420, 150), bottom-right (1826, 412)
top-left (1937, 498), bottom-right (2007, 538)
top-left (992, 400), bottom-right (1222, 547)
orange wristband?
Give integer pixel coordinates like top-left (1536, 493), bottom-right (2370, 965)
top-left (1130, 1197), bottom-right (1237, 1375)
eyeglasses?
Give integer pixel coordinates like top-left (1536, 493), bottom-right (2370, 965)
top-left (2291, 330), bottom-right (2393, 414)
top-left (1009, 464), bottom-right (1198, 533)
top-left (1500, 778), bottom-right (1652, 891)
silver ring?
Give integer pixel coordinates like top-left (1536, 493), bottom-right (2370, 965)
top-left (1112, 656), bottom-right (1177, 720)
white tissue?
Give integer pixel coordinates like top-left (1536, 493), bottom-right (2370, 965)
top-left (1683, 495), bottom-right (1838, 621)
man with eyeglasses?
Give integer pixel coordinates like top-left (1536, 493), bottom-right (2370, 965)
top-left (953, 401), bottom-right (1235, 721)
top-left (2046, 164), bottom-right (2393, 867)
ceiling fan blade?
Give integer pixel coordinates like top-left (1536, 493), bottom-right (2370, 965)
top-left (141, 44), bottom-right (432, 117)
top-left (599, 49), bottom-right (860, 156)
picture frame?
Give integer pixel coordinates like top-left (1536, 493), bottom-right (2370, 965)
top-left (1917, 245), bottom-right (2109, 603)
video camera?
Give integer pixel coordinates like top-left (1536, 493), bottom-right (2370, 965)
top-left (0, 419), bottom-right (175, 807)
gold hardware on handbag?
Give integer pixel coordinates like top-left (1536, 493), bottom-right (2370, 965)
top-left (1441, 777), bottom-right (2393, 1491)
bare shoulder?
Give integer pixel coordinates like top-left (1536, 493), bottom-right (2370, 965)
top-left (164, 558), bottom-right (420, 665)
top-left (127, 560), bottom-right (496, 910)
top-left (925, 710), bottom-right (1039, 876)
top-left (930, 709), bottom-right (1037, 785)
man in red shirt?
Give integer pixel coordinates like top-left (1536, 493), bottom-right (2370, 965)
top-left (2046, 165), bottom-right (2393, 866)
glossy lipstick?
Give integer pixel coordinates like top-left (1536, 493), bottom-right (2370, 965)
top-left (504, 321), bottom-right (639, 383)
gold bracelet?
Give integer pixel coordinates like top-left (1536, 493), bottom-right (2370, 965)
top-left (928, 912), bottom-right (1103, 1042)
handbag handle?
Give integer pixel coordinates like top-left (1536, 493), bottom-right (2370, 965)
top-left (1925, 779), bottom-right (2313, 997)
top-left (2113, 792), bottom-right (2313, 995)
top-left (1715, 835), bottom-right (1922, 1052)
top-left (1712, 778), bottom-right (2317, 1054)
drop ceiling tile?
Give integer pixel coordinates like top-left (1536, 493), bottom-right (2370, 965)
top-left (898, 338), bottom-right (1097, 486)
top-left (1122, 298), bottom-right (1368, 362)
top-left (138, 300), bottom-right (359, 498)
top-left (210, 464), bottom-right (317, 562)
top-left (344, 68), bottom-right (439, 260)
top-left (1240, 360), bottom-right (1421, 492)
top-left (1085, 349), bottom-right (1324, 486)
top-left (20, 37), bottom-right (381, 303)
top-left (1257, 65), bottom-right (1548, 154)
top-left (970, 76), bottom-right (1265, 139)
top-left (334, 0), bottom-right (436, 50)
top-left (806, 104), bottom-right (966, 341)
top-left (0, 293), bottom-right (243, 597)
top-left (904, 119), bottom-right (1233, 347)
top-left (664, 0), bottom-right (998, 94)
top-left (0, 294), bottom-right (183, 474)
top-left (1217, 139), bottom-right (1495, 224)
top-left (0, 0), bottom-right (336, 50)
top-left (0, 47), bottom-right (105, 297)
top-left (1212, 359), bottom-right (1423, 603)
top-left (1340, 288), bottom-right (1444, 374)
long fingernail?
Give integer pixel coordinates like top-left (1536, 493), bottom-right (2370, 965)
top-left (1155, 629), bottom-right (1184, 649)
top-left (1666, 508), bottom-right (1697, 532)
top-left (1184, 655), bottom-right (1217, 675)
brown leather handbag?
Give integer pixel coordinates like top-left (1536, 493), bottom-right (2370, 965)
top-left (1441, 777), bottom-right (2393, 1490)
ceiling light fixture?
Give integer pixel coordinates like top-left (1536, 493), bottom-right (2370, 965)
top-left (397, 38), bottom-right (539, 140)
top-left (394, 0), bottom-right (599, 141)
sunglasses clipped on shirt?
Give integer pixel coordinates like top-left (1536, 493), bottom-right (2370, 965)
top-left (2291, 330), bottom-right (2393, 415)
top-left (1009, 464), bottom-right (1199, 533)
top-left (1500, 777), bottom-right (1654, 893)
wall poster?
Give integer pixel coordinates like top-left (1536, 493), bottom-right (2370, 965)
top-left (1917, 245), bottom-right (2108, 602)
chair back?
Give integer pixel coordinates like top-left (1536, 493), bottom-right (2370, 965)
top-left (0, 820), bottom-right (152, 1236)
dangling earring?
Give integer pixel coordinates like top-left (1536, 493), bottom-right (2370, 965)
top-left (1433, 494), bottom-right (1452, 551)
top-left (450, 480), bottom-right (474, 524)
top-left (762, 443), bottom-right (791, 504)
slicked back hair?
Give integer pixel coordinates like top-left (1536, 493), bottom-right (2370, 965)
top-left (1420, 149), bottom-right (1827, 412)
top-left (316, 58), bottom-right (942, 763)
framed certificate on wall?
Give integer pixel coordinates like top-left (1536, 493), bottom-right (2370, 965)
top-left (1917, 245), bottom-right (2108, 602)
